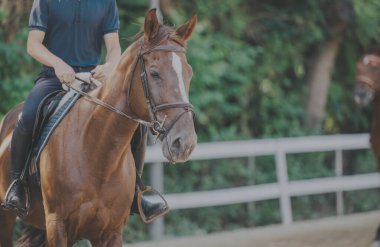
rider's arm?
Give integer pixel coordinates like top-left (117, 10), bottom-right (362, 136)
top-left (91, 32), bottom-right (121, 82)
top-left (27, 30), bottom-right (75, 83)
top-left (104, 32), bottom-right (122, 68)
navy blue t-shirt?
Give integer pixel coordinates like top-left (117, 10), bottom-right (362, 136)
top-left (29, 0), bottom-right (119, 67)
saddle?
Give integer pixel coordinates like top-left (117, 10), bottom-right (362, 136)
top-left (28, 74), bottom-right (100, 181)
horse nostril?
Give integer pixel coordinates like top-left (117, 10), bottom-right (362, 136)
top-left (355, 92), bottom-right (364, 100)
top-left (171, 138), bottom-right (182, 153)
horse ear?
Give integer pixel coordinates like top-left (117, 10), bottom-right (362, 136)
top-left (176, 14), bottom-right (197, 42)
top-left (144, 9), bottom-right (162, 41)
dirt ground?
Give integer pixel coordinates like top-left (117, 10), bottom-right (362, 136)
top-left (128, 211), bottom-right (380, 247)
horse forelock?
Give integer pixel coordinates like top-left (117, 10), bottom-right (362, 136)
top-left (152, 25), bottom-right (186, 47)
top-left (128, 24), bottom-right (186, 49)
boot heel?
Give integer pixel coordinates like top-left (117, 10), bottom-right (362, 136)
top-left (2, 179), bottom-right (30, 217)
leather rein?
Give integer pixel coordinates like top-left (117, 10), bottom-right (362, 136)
top-left (66, 38), bottom-right (193, 140)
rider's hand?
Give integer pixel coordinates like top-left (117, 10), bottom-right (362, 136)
top-left (53, 60), bottom-right (76, 84)
top-left (91, 62), bottom-right (113, 83)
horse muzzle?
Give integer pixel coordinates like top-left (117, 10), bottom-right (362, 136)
top-left (354, 84), bottom-right (374, 106)
top-left (162, 131), bottom-right (197, 164)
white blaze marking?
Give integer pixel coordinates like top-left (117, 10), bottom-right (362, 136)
top-left (172, 52), bottom-right (189, 103)
top-left (0, 133), bottom-right (12, 158)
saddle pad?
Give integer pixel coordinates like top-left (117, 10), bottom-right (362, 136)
top-left (33, 91), bottom-right (80, 162)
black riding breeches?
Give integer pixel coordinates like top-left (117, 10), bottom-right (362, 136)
top-left (20, 68), bottom-right (63, 135)
top-left (9, 68), bottom-right (63, 178)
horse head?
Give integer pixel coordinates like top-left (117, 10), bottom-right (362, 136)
top-left (127, 9), bottom-right (198, 163)
top-left (354, 54), bottom-right (380, 106)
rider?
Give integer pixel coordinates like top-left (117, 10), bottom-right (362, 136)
top-left (3, 0), bottom-right (167, 221)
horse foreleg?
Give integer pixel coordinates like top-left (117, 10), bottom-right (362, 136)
top-left (0, 209), bottom-right (16, 247)
top-left (45, 213), bottom-right (68, 247)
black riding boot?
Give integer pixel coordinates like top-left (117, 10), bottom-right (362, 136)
top-left (3, 120), bottom-right (31, 213)
top-left (131, 125), bottom-right (169, 221)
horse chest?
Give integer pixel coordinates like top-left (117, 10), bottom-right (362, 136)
top-left (70, 197), bottom-right (130, 237)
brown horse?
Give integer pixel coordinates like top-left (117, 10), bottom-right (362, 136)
top-left (354, 54), bottom-right (380, 247)
top-left (0, 9), bottom-right (197, 246)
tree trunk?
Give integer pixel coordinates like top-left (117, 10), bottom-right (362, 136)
top-left (0, 0), bottom-right (32, 42)
top-left (304, 35), bottom-right (343, 131)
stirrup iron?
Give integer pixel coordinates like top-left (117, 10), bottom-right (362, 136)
top-left (1, 179), bottom-right (30, 217)
top-left (137, 186), bottom-right (170, 223)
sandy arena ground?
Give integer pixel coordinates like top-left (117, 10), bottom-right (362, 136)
top-left (128, 211), bottom-right (380, 247)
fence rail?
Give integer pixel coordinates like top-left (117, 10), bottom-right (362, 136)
top-left (145, 134), bottom-right (371, 162)
top-left (145, 134), bottom-right (380, 239)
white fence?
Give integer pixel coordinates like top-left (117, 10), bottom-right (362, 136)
top-left (145, 134), bottom-right (380, 239)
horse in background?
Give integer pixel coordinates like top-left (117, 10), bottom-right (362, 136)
top-left (355, 54), bottom-right (380, 169)
top-left (0, 9), bottom-right (197, 246)
top-left (354, 54), bottom-right (380, 247)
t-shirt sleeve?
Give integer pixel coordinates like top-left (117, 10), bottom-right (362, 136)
top-left (28, 0), bottom-right (49, 32)
top-left (103, 0), bottom-right (120, 35)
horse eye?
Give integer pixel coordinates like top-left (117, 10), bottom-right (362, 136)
top-left (150, 71), bottom-right (160, 78)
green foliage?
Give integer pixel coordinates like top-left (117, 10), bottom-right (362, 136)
top-left (345, 189), bottom-right (380, 213)
top-left (353, 0), bottom-right (380, 47)
top-left (344, 149), bottom-right (377, 175)
top-left (292, 193), bottom-right (336, 221)
top-left (0, 28), bottom-right (37, 116)
top-left (287, 152), bottom-right (335, 180)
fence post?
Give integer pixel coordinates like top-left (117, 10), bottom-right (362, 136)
top-left (275, 146), bottom-right (292, 226)
top-left (335, 149), bottom-right (344, 216)
top-left (149, 161), bottom-right (165, 240)
top-left (247, 156), bottom-right (256, 226)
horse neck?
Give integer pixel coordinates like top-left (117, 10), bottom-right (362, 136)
top-left (81, 41), bottom-right (143, 168)
top-left (97, 41), bottom-right (141, 115)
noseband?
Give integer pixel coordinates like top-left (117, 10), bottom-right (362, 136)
top-left (132, 39), bottom-right (194, 140)
top-left (356, 75), bottom-right (375, 89)
top-left (68, 38), bottom-right (194, 140)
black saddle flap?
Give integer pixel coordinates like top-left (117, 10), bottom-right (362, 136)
top-left (32, 90), bottom-right (65, 143)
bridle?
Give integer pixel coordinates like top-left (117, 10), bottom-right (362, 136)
top-left (67, 37), bottom-right (194, 140)
top-left (132, 39), bottom-right (194, 139)
top-left (356, 55), bottom-right (380, 90)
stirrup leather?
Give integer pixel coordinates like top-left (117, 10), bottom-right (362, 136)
top-left (1, 179), bottom-right (30, 217)
top-left (137, 186), bottom-right (170, 223)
